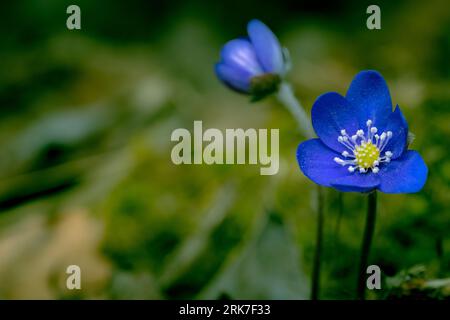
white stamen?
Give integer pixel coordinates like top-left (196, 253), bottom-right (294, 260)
top-left (334, 157), bottom-right (345, 165)
top-left (338, 136), bottom-right (356, 151)
top-left (332, 119), bottom-right (395, 175)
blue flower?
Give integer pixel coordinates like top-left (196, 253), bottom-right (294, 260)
top-left (296, 70), bottom-right (428, 193)
top-left (215, 19), bottom-right (288, 100)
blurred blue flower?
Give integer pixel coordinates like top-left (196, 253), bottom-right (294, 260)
top-left (215, 19), bottom-right (289, 100)
top-left (297, 70), bottom-right (428, 193)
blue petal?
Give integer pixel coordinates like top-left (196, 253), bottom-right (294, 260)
top-left (311, 92), bottom-right (359, 153)
top-left (247, 19), bottom-right (284, 74)
top-left (346, 70), bottom-right (393, 129)
top-left (378, 150), bottom-right (428, 193)
top-left (220, 38), bottom-right (264, 76)
top-left (379, 105), bottom-right (408, 159)
top-left (215, 63), bottom-right (252, 93)
top-left (331, 173), bottom-right (380, 193)
top-left (297, 139), bottom-right (348, 187)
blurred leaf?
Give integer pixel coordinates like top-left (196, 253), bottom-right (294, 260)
top-left (200, 212), bottom-right (309, 299)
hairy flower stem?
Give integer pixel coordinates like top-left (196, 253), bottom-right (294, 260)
top-left (357, 191), bottom-right (378, 300)
top-left (276, 82), bottom-right (323, 300)
top-left (276, 82), bottom-right (314, 139)
top-left (334, 193), bottom-right (344, 242)
top-left (311, 185), bottom-right (325, 300)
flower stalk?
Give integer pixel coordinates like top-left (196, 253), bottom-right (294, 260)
top-left (311, 185), bottom-right (325, 300)
top-left (275, 82), bottom-right (323, 300)
top-left (276, 82), bottom-right (314, 139)
top-left (334, 192), bottom-right (344, 241)
top-left (357, 191), bottom-right (378, 300)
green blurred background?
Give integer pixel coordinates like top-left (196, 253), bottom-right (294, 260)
top-left (0, 0), bottom-right (449, 299)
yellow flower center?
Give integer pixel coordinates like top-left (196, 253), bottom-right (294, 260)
top-left (334, 120), bottom-right (394, 174)
top-left (354, 142), bottom-right (380, 169)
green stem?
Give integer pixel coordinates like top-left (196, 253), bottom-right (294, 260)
top-left (276, 82), bottom-right (324, 299)
top-left (276, 82), bottom-right (314, 139)
top-left (332, 192), bottom-right (344, 266)
top-left (357, 191), bottom-right (378, 300)
top-left (311, 185), bottom-right (325, 300)
top-left (334, 192), bottom-right (344, 243)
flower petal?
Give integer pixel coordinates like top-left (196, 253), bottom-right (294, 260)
top-left (311, 92), bottom-right (359, 153)
top-left (379, 105), bottom-right (408, 159)
top-left (215, 63), bottom-right (252, 93)
top-left (346, 70), bottom-right (393, 129)
top-left (331, 173), bottom-right (380, 193)
top-left (378, 150), bottom-right (427, 193)
top-left (297, 139), bottom-right (348, 187)
top-left (220, 38), bottom-right (264, 76)
top-left (247, 19), bottom-right (284, 74)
